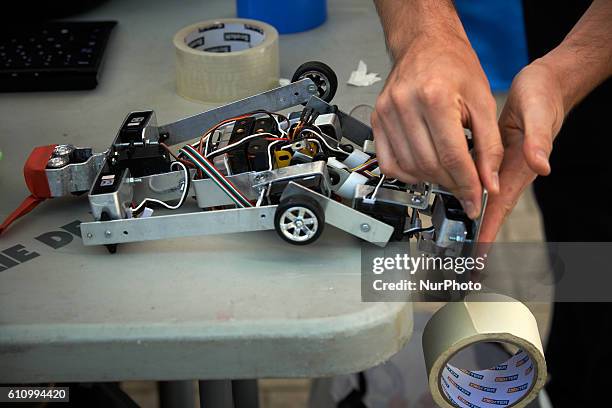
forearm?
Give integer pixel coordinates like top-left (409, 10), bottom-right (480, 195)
top-left (373, 0), bottom-right (469, 59)
top-left (537, 0), bottom-right (612, 112)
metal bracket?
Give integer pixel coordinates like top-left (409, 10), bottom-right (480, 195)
top-left (251, 161), bottom-right (331, 195)
top-left (305, 96), bottom-right (373, 146)
top-left (130, 169), bottom-right (195, 204)
top-left (192, 161), bottom-right (331, 208)
top-left (159, 79), bottom-right (318, 145)
top-left (280, 182), bottom-right (394, 246)
top-left (354, 184), bottom-right (431, 210)
top-left (81, 205), bottom-right (277, 246)
top-left (417, 189), bottom-right (488, 257)
top-left (46, 152), bottom-right (106, 197)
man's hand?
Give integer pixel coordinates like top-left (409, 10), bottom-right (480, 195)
top-left (480, 0), bottom-right (612, 242)
top-left (372, 0), bottom-right (503, 219)
top-left (479, 63), bottom-right (565, 242)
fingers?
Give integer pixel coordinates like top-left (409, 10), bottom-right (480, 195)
top-left (375, 82), bottom-right (485, 218)
top-left (469, 95), bottom-right (503, 194)
top-left (502, 62), bottom-right (565, 177)
top-left (390, 90), bottom-right (456, 189)
top-left (371, 44), bottom-right (503, 220)
top-left (480, 61), bottom-right (566, 242)
top-left (377, 100), bottom-right (418, 175)
top-left (371, 111), bottom-right (419, 184)
top-left (520, 103), bottom-right (555, 176)
top-left (479, 153), bottom-right (536, 242)
top-left (478, 182), bottom-right (513, 243)
top-left (479, 119), bottom-right (538, 242)
top-left (420, 94), bottom-right (483, 219)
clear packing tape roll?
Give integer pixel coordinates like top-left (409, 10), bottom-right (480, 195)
top-left (423, 294), bottom-right (547, 408)
top-left (173, 18), bottom-right (280, 103)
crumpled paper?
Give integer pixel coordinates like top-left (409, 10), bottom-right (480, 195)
top-left (347, 60), bottom-right (381, 87)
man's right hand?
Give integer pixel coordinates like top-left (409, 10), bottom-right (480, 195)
top-left (372, 0), bottom-right (503, 219)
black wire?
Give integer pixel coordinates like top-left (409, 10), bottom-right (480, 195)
top-left (205, 110), bottom-right (289, 157)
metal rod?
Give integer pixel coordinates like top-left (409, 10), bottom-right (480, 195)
top-left (80, 205), bottom-right (277, 245)
top-left (159, 79), bottom-right (317, 146)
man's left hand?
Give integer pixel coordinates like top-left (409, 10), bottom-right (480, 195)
top-left (479, 61), bottom-right (565, 242)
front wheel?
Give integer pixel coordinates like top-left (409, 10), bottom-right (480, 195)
top-left (274, 195), bottom-right (325, 245)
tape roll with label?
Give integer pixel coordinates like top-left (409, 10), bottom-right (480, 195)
top-left (423, 294), bottom-right (547, 408)
top-left (173, 18), bottom-right (280, 103)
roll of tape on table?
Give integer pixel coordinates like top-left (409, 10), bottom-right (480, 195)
top-left (173, 18), bottom-right (280, 103)
top-left (423, 294), bottom-right (547, 408)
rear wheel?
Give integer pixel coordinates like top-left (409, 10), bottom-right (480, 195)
top-left (274, 195), bottom-right (324, 245)
top-left (292, 61), bottom-right (338, 103)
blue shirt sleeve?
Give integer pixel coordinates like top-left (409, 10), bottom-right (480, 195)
top-left (454, 0), bottom-right (529, 91)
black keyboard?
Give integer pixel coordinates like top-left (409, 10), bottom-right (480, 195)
top-left (0, 21), bottom-right (116, 92)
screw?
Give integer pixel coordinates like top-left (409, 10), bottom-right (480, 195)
top-left (86, 233), bottom-right (93, 239)
top-left (411, 196), bottom-right (423, 204)
top-left (307, 84), bottom-right (317, 93)
top-left (105, 230), bottom-right (112, 238)
top-left (360, 223), bottom-right (371, 233)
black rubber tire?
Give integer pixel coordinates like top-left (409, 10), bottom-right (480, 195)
top-left (274, 195), bottom-right (325, 245)
top-left (291, 61), bottom-right (338, 103)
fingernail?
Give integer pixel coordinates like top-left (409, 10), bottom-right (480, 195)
top-left (491, 172), bottom-right (499, 192)
top-left (462, 200), bottom-right (477, 218)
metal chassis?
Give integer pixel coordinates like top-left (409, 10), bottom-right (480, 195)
top-left (192, 161), bottom-right (332, 208)
top-left (42, 79), bottom-right (320, 197)
top-left (38, 77), bottom-right (485, 254)
top-left (159, 79), bottom-right (319, 145)
top-left (73, 78), bottom-right (394, 248)
top-left (80, 182), bottom-right (395, 247)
